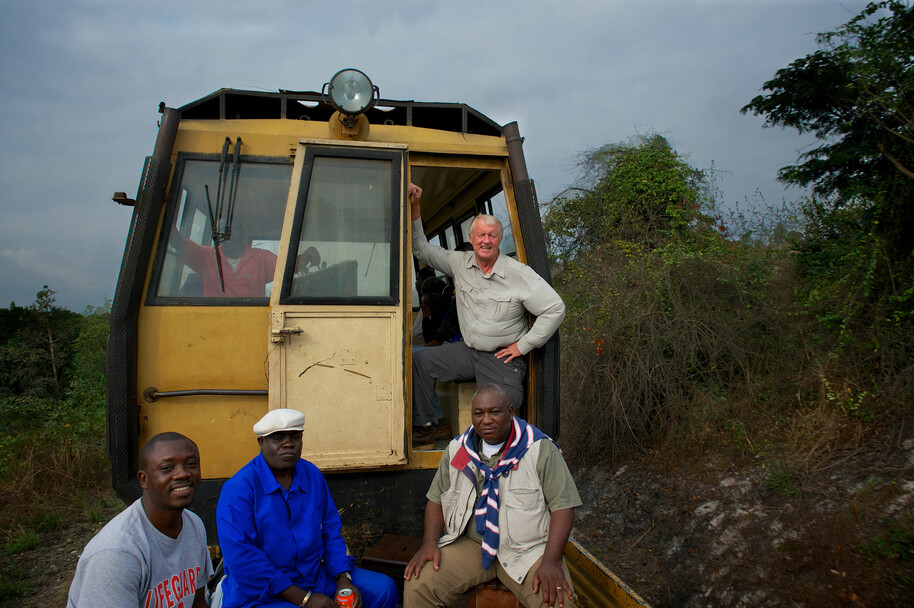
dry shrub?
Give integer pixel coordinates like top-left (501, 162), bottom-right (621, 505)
top-left (558, 240), bottom-right (801, 464)
top-left (783, 405), bottom-right (865, 471)
top-left (0, 431), bottom-right (109, 538)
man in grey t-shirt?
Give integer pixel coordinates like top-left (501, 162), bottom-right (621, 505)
top-left (67, 432), bottom-right (213, 608)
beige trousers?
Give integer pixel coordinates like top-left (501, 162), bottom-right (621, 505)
top-left (403, 536), bottom-right (576, 608)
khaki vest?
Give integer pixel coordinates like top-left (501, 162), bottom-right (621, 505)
top-left (438, 438), bottom-right (550, 583)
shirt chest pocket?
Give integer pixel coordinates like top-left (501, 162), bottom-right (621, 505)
top-left (502, 486), bottom-right (548, 546)
top-left (440, 487), bottom-right (470, 533)
top-left (487, 292), bottom-right (524, 322)
top-left (458, 283), bottom-right (523, 323)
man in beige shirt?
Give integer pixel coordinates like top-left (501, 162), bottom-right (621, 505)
top-left (409, 183), bottom-right (565, 443)
top-left (403, 384), bottom-right (580, 607)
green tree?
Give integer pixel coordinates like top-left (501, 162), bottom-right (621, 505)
top-left (0, 288), bottom-right (78, 399)
top-left (545, 134), bottom-right (712, 261)
top-left (544, 135), bottom-right (796, 462)
top-left (741, 0), bottom-right (914, 254)
top-left (742, 1), bottom-right (914, 420)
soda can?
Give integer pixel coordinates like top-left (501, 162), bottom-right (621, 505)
top-left (336, 588), bottom-right (355, 608)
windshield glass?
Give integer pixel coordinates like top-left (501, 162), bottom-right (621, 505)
top-left (281, 149), bottom-right (400, 304)
top-left (152, 158), bottom-right (292, 303)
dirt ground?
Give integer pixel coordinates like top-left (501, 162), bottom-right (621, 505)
top-left (572, 431), bottom-right (914, 607)
top-left (5, 430), bottom-right (913, 608)
top-left (1, 501), bottom-right (123, 608)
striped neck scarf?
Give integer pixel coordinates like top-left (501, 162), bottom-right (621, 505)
top-left (452, 416), bottom-right (550, 568)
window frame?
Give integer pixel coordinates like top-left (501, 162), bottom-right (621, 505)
top-left (278, 145), bottom-right (403, 307)
top-left (146, 153), bottom-right (293, 307)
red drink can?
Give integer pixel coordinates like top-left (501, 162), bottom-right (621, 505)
top-left (336, 588), bottom-right (355, 608)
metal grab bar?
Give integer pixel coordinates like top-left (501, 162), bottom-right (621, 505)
top-left (143, 387), bottom-right (268, 402)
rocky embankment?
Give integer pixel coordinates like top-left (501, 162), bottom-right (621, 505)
top-left (572, 438), bottom-right (914, 607)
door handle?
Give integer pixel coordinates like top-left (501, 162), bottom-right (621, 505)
top-left (270, 327), bottom-right (303, 344)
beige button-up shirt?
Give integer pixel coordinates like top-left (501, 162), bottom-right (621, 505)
top-left (412, 219), bottom-right (565, 354)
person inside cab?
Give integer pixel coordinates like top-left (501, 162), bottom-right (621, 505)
top-left (170, 223), bottom-right (320, 298)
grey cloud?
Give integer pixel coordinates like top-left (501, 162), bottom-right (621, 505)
top-left (0, 0), bottom-right (871, 309)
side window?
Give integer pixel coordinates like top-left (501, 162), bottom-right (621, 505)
top-left (483, 190), bottom-right (516, 258)
top-left (458, 216), bottom-right (475, 244)
top-left (151, 158), bottom-right (292, 304)
top-left (281, 149), bottom-right (401, 304)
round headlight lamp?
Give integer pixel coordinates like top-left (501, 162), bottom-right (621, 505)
top-left (324, 68), bottom-right (378, 117)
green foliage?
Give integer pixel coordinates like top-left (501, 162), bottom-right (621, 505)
top-left (742, 1), bottom-right (914, 257)
top-left (545, 134), bottom-right (713, 262)
top-left (856, 517), bottom-right (914, 561)
top-left (792, 193), bottom-right (914, 417)
top-left (545, 134), bottom-right (803, 461)
top-left (0, 291), bottom-right (110, 557)
top-left (764, 461), bottom-right (802, 496)
top-left (26, 510), bottom-right (67, 534)
top-left (0, 563), bottom-right (31, 600)
top-left (2, 530), bottom-right (39, 555)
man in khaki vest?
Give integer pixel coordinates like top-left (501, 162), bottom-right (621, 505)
top-left (403, 384), bottom-right (581, 608)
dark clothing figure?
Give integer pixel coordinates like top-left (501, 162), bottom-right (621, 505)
top-left (421, 278), bottom-right (461, 345)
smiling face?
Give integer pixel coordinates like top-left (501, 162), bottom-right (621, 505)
top-left (138, 438), bottom-right (201, 512)
top-left (468, 216), bottom-right (503, 268)
top-left (258, 430), bottom-right (303, 474)
top-left (471, 388), bottom-right (515, 445)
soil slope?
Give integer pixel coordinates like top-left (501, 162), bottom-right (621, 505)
top-left (572, 434), bottom-right (914, 607)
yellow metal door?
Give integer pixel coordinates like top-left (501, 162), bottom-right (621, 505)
top-left (268, 141), bottom-right (407, 470)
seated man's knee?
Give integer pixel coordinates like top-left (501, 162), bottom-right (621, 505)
top-left (353, 567), bottom-right (397, 608)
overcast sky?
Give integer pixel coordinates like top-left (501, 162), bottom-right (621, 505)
top-left (0, 0), bottom-right (870, 311)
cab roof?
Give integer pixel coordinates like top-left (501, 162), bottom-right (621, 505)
top-left (177, 88), bottom-right (504, 137)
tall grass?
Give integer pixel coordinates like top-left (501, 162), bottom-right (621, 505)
top-left (0, 302), bottom-right (112, 606)
top-left (0, 395), bottom-right (109, 537)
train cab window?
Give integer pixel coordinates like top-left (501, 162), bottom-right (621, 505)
top-left (280, 149), bottom-right (401, 304)
top-left (150, 158), bottom-right (292, 304)
top-left (481, 189), bottom-right (516, 258)
top-left (458, 215), bottom-right (476, 244)
top-left (438, 229), bottom-right (453, 250)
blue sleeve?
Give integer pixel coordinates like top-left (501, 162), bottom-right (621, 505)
top-left (216, 476), bottom-right (294, 602)
top-left (315, 470), bottom-right (354, 577)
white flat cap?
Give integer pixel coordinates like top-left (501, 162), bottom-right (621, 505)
top-left (253, 409), bottom-right (305, 437)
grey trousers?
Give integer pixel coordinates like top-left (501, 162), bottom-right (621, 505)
top-left (412, 341), bottom-right (526, 427)
top-left (403, 536), bottom-right (576, 608)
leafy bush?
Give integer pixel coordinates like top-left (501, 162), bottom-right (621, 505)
top-left (546, 135), bottom-right (806, 462)
top-left (0, 295), bottom-right (110, 538)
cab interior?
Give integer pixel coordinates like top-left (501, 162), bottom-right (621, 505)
top-left (407, 164), bottom-right (519, 451)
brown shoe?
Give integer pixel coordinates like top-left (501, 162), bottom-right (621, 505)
top-left (413, 423), bottom-right (452, 444)
top-left (413, 426), bottom-right (435, 444)
top-left (428, 423), bottom-right (452, 440)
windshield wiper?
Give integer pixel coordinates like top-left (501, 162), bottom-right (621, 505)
top-left (204, 137), bottom-right (243, 292)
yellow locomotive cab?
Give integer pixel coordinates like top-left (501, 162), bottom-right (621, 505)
top-left (107, 70), bottom-right (648, 607)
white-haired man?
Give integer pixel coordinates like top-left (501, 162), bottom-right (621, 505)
top-left (408, 183), bottom-right (565, 445)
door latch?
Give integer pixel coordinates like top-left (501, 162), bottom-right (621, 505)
top-left (271, 327), bottom-right (303, 344)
